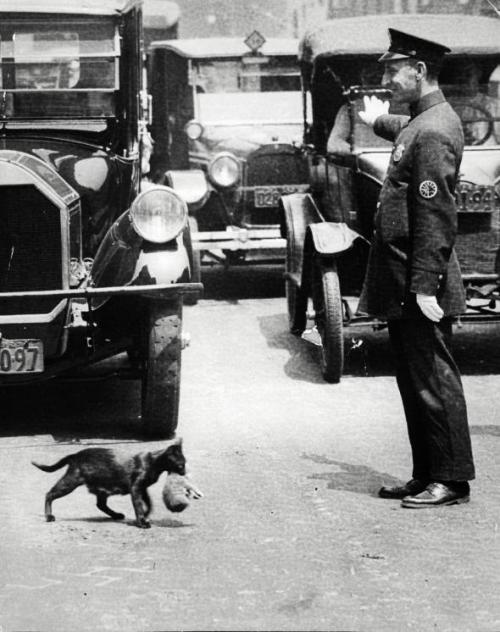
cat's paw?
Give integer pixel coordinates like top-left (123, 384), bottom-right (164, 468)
top-left (46, 514), bottom-right (55, 522)
top-left (137, 519), bottom-right (151, 529)
top-left (111, 513), bottom-right (125, 521)
top-left (186, 481), bottom-right (204, 499)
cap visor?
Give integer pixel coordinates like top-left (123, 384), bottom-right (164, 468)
top-left (378, 51), bottom-right (411, 62)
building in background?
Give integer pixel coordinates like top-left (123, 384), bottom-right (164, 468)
top-left (174, 0), bottom-right (498, 38)
top-left (143, 0), bottom-right (180, 46)
top-left (174, 0), bottom-right (291, 38)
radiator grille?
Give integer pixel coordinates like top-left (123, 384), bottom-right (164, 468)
top-left (244, 145), bottom-right (308, 226)
top-left (246, 146), bottom-right (308, 187)
top-left (0, 185), bottom-right (62, 315)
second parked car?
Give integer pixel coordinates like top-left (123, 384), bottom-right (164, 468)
top-left (148, 32), bottom-right (310, 282)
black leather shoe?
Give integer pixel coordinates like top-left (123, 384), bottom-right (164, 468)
top-left (401, 481), bottom-right (470, 508)
top-left (378, 478), bottom-right (428, 499)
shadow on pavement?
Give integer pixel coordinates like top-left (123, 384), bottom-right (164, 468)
top-left (198, 262), bottom-right (500, 379)
top-left (198, 263), bottom-right (285, 301)
top-left (0, 377), bottom-right (143, 442)
top-left (258, 311), bottom-right (500, 383)
top-left (151, 517), bottom-right (195, 528)
top-left (303, 453), bottom-right (404, 496)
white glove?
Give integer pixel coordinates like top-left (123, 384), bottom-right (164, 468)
top-left (358, 95), bottom-right (390, 127)
top-left (416, 294), bottom-right (444, 322)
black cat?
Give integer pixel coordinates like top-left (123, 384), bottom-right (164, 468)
top-left (32, 438), bottom-right (185, 528)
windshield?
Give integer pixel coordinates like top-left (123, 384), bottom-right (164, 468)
top-left (0, 17), bottom-right (118, 119)
top-left (325, 57), bottom-right (500, 150)
top-left (192, 57), bottom-right (306, 124)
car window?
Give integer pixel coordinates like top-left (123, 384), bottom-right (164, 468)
top-left (191, 57), bottom-right (306, 125)
top-left (193, 58), bottom-right (301, 94)
top-left (196, 90), bottom-right (309, 125)
top-left (346, 58), bottom-right (500, 149)
top-left (0, 18), bottom-right (118, 118)
top-left (442, 61), bottom-right (500, 146)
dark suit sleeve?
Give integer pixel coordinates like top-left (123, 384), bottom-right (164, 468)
top-left (373, 114), bottom-right (410, 142)
top-left (409, 129), bottom-right (458, 296)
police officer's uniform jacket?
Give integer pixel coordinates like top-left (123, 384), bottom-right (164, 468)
top-left (358, 89), bottom-right (466, 320)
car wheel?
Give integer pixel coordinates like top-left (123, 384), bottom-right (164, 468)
top-left (312, 260), bottom-right (344, 383)
top-left (141, 298), bottom-right (182, 438)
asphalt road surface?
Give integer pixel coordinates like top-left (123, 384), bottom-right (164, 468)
top-left (1, 264), bottom-right (500, 632)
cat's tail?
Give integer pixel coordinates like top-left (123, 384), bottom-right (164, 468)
top-left (32, 456), bottom-right (72, 473)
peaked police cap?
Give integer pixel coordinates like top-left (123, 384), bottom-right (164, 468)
top-left (378, 28), bottom-right (451, 64)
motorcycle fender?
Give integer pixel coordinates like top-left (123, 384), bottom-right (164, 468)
top-left (307, 222), bottom-right (364, 256)
top-left (165, 169), bottom-right (210, 212)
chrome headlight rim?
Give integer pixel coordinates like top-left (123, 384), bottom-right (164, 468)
top-left (184, 119), bottom-right (204, 140)
top-left (207, 151), bottom-right (240, 189)
top-left (130, 185), bottom-right (188, 244)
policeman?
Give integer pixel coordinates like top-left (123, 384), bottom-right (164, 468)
top-left (358, 29), bottom-right (475, 507)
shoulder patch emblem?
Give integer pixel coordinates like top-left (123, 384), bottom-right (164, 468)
top-left (419, 180), bottom-right (438, 199)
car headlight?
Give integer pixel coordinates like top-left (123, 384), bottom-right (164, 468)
top-left (208, 152), bottom-right (240, 188)
top-left (130, 185), bottom-right (187, 243)
top-left (184, 119), bottom-right (204, 140)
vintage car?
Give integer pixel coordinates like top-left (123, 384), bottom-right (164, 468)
top-left (281, 14), bottom-right (500, 383)
top-left (148, 32), bottom-right (310, 281)
top-left (0, 0), bottom-right (201, 437)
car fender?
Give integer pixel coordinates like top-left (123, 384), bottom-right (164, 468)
top-left (90, 210), bottom-right (191, 310)
top-left (307, 222), bottom-right (365, 256)
top-left (164, 169), bottom-right (210, 212)
top-left (279, 192), bottom-right (323, 285)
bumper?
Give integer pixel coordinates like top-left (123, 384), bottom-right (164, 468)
top-left (192, 226), bottom-right (285, 251)
top-left (0, 282), bottom-right (202, 383)
top-left (0, 282), bottom-right (203, 302)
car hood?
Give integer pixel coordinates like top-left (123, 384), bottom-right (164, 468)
top-left (356, 147), bottom-right (500, 187)
top-left (190, 123), bottom-right (304, 163)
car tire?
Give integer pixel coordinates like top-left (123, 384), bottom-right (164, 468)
top-left (312, 260), bottom-right (344, 383)
top-left (141, 298), bottom-right (182, 439)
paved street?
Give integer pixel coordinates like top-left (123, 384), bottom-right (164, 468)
top-left (1, 266), bottom-right (500, 632)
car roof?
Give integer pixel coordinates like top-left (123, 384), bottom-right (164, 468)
top-left (300, 14), bottom-right (500, 62)
top-left (149, 37), bottom-right (299, 59)
top-left (0, 0), bottom-right (141, 15)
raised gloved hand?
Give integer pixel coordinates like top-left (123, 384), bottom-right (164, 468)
top-left (416, 294), bottom-right (444, 322)
top-left (358, 95), bottom-right (390, 127)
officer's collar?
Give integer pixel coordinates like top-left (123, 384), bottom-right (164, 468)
top-left (409, 89), bottom-right (445, 119)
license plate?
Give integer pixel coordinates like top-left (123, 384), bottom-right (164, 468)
top-left (0, 339), bottom-right (44, 374)
top-left (254, 185), bottom-right (307, 208)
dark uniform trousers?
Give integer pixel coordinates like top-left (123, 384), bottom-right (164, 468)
top-left (388, 317), bottom-right (475, 482)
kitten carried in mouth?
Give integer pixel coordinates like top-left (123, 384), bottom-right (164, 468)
top-left (32, 438), bottom-right (186, 529)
